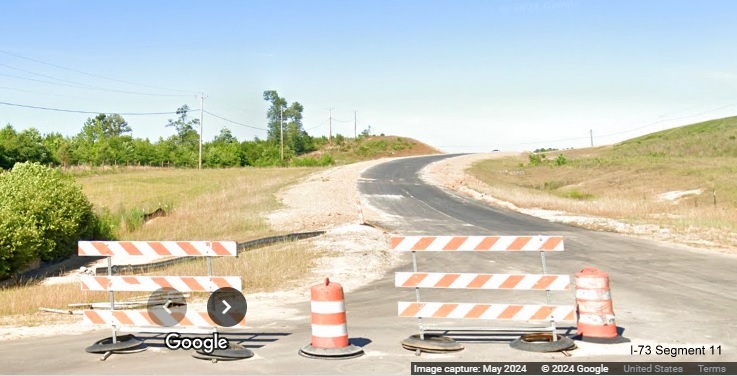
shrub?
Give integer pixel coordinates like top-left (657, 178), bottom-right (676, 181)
top-left (291, 154), bottom-right (335, 167)
top-left (0, 206), bottom-right (45, 278)
top-left (565, 190), bottom-right (594, 200)
top-left (528, 153), bottom-right (543, 166)
top-left (0, 162), bottom-right (101, 278)
top-left (543, 180), bottom-right (566, 190)
top-left (318, 154), bottom-right (334, 166)
top-left (554, 154), bottom-right (567, 166)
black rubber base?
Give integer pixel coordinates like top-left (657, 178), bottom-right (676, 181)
top-left (575, 334), bottom-right (630, 344)
top-left (401, 334), bottom-right (465, 353)
top-left (509, 333), bottom-right (576, 353)
top-left (192, 352), bottom-right (242, 362)
top-left (200, 344), bottom-right (255, 359)
top-left (85, 335), bottom-right (144, 353)
top-left (298, 344), bottom-right (365, 360)
top-left (192, 343), bottom-right (254, 362)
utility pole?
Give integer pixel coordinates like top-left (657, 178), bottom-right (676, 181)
top-left (199, 94), bottom-right (205, 170)
top-left (327, 107), bottom-right (334, 143)
top-left (354, 110), bottom-right (357, 139)
top-left (280, 107), bottom-right (284, 161)
top-left (590, 129), bottom-right (593, 147)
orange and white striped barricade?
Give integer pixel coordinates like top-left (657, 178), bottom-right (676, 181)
top-left (391, 235), bottom-right (576, 354)
top-left (77, 241), bottom-right (248, 360)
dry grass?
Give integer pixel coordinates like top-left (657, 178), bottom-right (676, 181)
top-left (142, 242), bottom-right (324, 295)
top-left (467, 116), bottom-right (737, 248)
top-left (77, 167), bottom-right (317, 240)
top-left (0, 166), bottom-right (323, 319)
top-left (0, 242), bottom-right (322, 316)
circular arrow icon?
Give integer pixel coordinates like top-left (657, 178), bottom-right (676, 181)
top-left (147, 287), bottom-right (187, 327)
top-left (207, 287), bottom-right (247, 327)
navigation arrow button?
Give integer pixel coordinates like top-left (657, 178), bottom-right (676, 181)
top-left (207, 287), bottom-right (247, 327)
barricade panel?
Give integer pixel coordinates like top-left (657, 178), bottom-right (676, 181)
top-left (80, 276), bottom-right (242, 292)
top-left (397, 302), bottom-right (576, 321)
top-left (395, 272), bottom-right (571, 290)
top-left (78, 241), bottom-right (237, 257)
top-left (390, 236), bottom-right (564, 251)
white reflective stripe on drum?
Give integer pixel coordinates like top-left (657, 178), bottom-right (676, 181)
top-left (575, 289), bottom-right (612, 300)
top-left (311, 324), bottom-right (348, 337)
top-left (310, 300), bottom-right (345, 314)
top-left (575, 276), bottom-right (609, 289)
top-left (578, 313), bottom-right (616, 326)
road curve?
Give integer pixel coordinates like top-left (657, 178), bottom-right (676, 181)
top-left (359, 154), bottom-right (737, 358)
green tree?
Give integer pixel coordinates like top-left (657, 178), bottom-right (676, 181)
top-left (42, 132), bottom-right (72, 167)
top-left (97, 113), bottom-right (131, 137)
top-left (130, 138), bottom-right (159, 166)
top-left (204, 128), bottom-right (243, 167)
top-left (72, 114), bottom-right (132, 165)
top-left (0, 125), bottom-right (54, 169)
top-left (263, 90), bottom-right (314, 156)
top-left (164, 105), bottom-right (200, 167)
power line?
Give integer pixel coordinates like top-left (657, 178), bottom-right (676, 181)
top-left (0, 85), bottom-right (86, 99)
top-left (438, 135), bottom-right (590, 149)
top-left (0, 49), bottom-right (195, 94)
top-left (597, 102), bottom-right (737, 138)
top-left (0, 70), bottom-right (191, 97)
top-left (305, 118), bottom-right (329, 132)
top-left (0, 100), bottom-right (194, 116)
top-left (203, 110), bottom-right (268, 131)
top-left (0, 72), bottom-right (98, 90)
top-left (440, 101), bottom-right (737, 149)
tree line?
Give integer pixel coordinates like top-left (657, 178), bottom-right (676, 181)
top-left (0, 90), bottom-right (334, 170)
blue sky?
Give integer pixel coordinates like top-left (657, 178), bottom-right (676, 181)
top-left (2, 0), bottom-right (737, 152)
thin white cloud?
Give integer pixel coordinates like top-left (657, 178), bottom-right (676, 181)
top-left (700, 70), bottom-right (737, 82)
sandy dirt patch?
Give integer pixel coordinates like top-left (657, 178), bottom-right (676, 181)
top-left (264, 157), bottom-right (407, 290)
top-left (267, 159), bottom-right (391, 232)
top-left (656, 189), bottom-right (704, 203)
top-left (421, 153), bottom-right (731, 251)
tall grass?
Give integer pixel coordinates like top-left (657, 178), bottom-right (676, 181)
top-left (77, 167), bottom-right (315, 240)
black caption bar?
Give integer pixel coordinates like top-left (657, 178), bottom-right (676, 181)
top-left (411, 362), bottom-right (737, 375)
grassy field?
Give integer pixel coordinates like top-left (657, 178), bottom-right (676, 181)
top-left (0, 166), bottom-right (321, 319)
top-left (78, 167), bottom-right (314, 239)
top-left (468, 116), bottom-right (737, 248)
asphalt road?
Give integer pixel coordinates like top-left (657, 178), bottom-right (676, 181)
top-left (1, 154), bottom-right (735, 375)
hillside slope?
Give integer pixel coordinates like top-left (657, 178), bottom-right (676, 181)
top-left (311, 135), bottom-right (441, 164)
top-left (609, 116), bottom-right (737, 158)
top-left (467, 116), bottom-right (737, 249)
